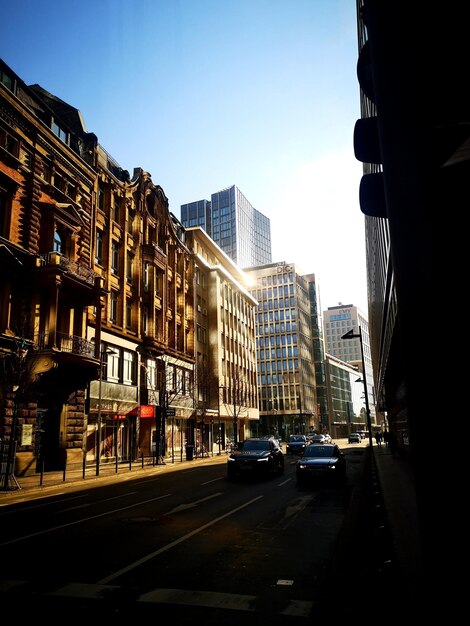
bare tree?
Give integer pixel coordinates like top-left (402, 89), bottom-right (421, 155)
top-left (140, 354), bottom-right (193, 464)
top-left (194, 357), bottom-right (219, 456)
top-left (223, 366), bottom-right (249, 447)
top-left (1, 337), bottom-right (34, 490)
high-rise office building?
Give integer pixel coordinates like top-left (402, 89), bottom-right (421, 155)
top-left (181, 185), bottom-right (272, 269)
top-left (245, 261), bottom-right (318, 439)
top-left (323, 304), bottom-right (376, 425)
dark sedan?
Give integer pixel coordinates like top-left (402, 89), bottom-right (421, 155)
top-left (296, 443), bottom-right (346, 485)
top-left (286, 434), bottom-right (308, 455)
top-left (227, 437), bottom-right (284, 480)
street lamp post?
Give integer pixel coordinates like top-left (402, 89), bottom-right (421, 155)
top-left (342, 327), bottom-right (373, 448)
top-left (217, 386), bottom-right (224, 455)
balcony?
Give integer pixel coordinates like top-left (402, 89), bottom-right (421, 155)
top-left (37, 252), bottom-right (98, 287)
top-left (35, 332), bottom-right (95, 357)
top-left (30, 332), bottom-right (99, 390)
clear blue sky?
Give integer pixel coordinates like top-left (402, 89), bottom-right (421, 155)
top-left (1, 0), bottom-right (368, 313)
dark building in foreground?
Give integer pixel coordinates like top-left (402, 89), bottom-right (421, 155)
top-left (354, 1), bottom-right (457, 570)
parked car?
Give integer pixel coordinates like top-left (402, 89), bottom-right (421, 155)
top-left (286, 434), bottom-right (308, 455)
top-left (296, 443), bottom-right (346, 485)
top-left (227, 437), bottom-right (284, 480)
top-left (348, 432), bottom-right (361, 444)
top-left (309, 433), bottom-right (327, 444)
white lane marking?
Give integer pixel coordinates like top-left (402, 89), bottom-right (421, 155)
top-left (62, 492), bottom-right (139, 512)
top-left (0, 494), bottom-right (172, 547)
top-left (201, 476), bottom-right (225, 485)
top-left (139, 588), bottom-right (257, 610)
top-left (166, 492), bottom-right (222, 514)
top-left (2, 580), bottom-right (313, 616)
top-left (97, 495), bottom-right (264, 584)
top-left (139, 588), bottom-right (312, 616)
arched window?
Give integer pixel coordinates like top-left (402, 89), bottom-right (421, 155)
top-left (53, 230), bottom-right (63, 253)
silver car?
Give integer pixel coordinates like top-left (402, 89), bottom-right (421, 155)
top-left (348, 432), bottom-right (361, 444)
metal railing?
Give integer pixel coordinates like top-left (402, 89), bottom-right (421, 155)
top-left (38, 252), bottom-right (97, 286)
top-left (34, 332), bottom-right (95, 357)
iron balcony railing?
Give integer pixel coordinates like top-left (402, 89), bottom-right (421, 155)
top-left (38, 252), bottom-right (97, 286)
top-left (35, 332), bottom-right (95, 357)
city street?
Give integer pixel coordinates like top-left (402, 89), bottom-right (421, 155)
top-left (0, 442), bottom-right (366, 623)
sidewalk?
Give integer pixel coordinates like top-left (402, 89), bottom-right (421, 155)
top-left (0, 451), bottom-right (229, 504)
top-left (319, 441), bottom-right (423, 617)
top-left (372, 443), bottom-right (422, 604)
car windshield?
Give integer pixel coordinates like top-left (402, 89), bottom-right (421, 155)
top-left (240, 440), bottom-right (270, 451)
top-left (304, 446), bottom-right (335, 458)
top-left (289, 435), bottom-right (304, 442)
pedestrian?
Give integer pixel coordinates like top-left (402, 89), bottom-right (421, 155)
top-left (383, 430), bottom-right (389, 447)
top-left (375, 431), bottom-right (382, 448)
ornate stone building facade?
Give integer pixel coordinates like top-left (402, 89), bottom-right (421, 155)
top-left (0, 59), bottom-right (195, 478)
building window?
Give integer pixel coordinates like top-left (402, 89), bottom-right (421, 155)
top-left (126, 300), bottom-right (132, 329)
top-left (113, 193), bottom-right (120, 223)
top-left (146, 359), bottom-right (156, 387)
top-left (95, 230), bottom-right (103, 265)
top-left (53, 230), bottom-right (63, 253)
top-left (108, 349), bottom-right (120, 382)
top-left (52, 120), bottom-right (68, 144)
top-left (0, 67), bottom-right (14, 91)
top-left (126, 252), bottom-right (133, 283)
top-left (144, 262), bottom-right (150, 292)
top-left (155, 271), bottom-right (163, 296)
top-left (123, 350), bottom-right (136, 385)
top-left (111, 241), bottom-right (119, 274)
top-left (143, 306), bottom-right (149, 335)
top-left (110, 292), bottom-right (118, 323)
top-left (98, 183), bottom-right (105, 210)
top-left (0, 127), bottom-right (19, 157)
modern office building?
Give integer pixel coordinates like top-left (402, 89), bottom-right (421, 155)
top-left (324, 354), bottom-right (364, 439)
top-left (304, 273), bottom-right (328, 432)
top-left (323, 303), bottom-right (376, 426)
top-left (181, 184), bottom-right (272, 269)
top-left (245, 261), bottom-right (318, 439)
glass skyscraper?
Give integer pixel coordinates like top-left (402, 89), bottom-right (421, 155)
top-left (180, 185), bottom-right (272, 269)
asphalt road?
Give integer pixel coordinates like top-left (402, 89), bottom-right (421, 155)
top-left (0, 442), bottom-right (367, 623)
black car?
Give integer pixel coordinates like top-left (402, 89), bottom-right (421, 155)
top-left (296, 443), bottom-right (346, 485)
top-left (286, 434), bottom-right (308, 455)
top-left (227, 437), bottom-right (284, 480)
